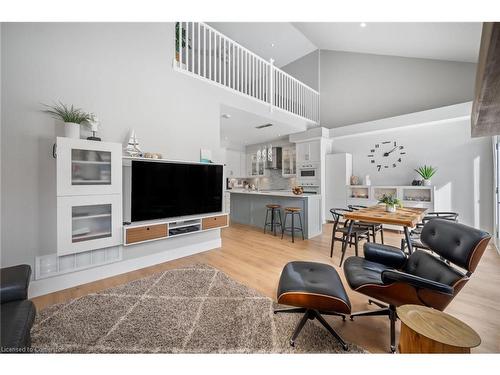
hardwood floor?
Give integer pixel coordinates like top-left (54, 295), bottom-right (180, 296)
top-left (32, 223), bottom-right (500, 353)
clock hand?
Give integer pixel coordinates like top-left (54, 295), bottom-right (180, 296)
top-left (383, 147), bottom-right (397, 157)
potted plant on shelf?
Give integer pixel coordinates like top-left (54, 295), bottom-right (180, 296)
top-left (175, 22), bottom-right (191, 62)
top-left (43, 102), bottom-right (91, 139)
top-left (378, 194), bottom-right (402, 213)
top-left (415, 165), bottom-right (437, 186)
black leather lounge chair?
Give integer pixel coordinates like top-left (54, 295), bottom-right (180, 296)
top-left (1, 265), bottom-right (37, 353)
top-left (343, 219), bottom-right (490, 352)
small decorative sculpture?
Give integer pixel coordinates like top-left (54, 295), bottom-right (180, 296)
top-left (124, 130), bottom-right (142, 157)
top-left (85, 114), bottom-right (101, 141)
top-left (350, 175), bottom-right (360, 185)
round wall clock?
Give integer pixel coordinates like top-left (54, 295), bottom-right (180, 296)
top-left (367, 141), bottom-right (406, 172)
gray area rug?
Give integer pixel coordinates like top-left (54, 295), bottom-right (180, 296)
top-left (32, 264), bottom-right (367, 353)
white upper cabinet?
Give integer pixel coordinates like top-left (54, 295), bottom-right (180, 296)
top-left (296, 140), bottom-right (321, 163)
top-left (56, 137), bottom-right (122, 196)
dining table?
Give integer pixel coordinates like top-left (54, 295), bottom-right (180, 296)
top-left (342, 205), bottom-right (428, 260)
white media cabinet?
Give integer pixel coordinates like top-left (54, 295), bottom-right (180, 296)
top-left (123, 212), bottom-right (229, 246)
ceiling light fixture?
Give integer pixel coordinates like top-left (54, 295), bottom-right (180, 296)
top-left (360, 22), bottom-right (367, 28)
top-left (270, 43), bottom-right (275, 47)
top-left (221, 113), bottom-right (231, 119)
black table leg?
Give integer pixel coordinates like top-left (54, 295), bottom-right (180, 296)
top-left (403, 226), bottom-right (413, 255)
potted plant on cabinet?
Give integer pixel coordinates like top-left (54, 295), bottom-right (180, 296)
top-left (378, 194), bottom-right (402, 213)
top-left (43, 102), bottom-right (91, 139)
top-left (415, 165), bottom-right (437, 186)
top-left (175, 22), bottom-right (191, 63)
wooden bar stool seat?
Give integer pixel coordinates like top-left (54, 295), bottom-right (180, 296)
top-left (264, 204), bottom-right (283, 236)
top-left (281, 207), bottom-right (304, 243)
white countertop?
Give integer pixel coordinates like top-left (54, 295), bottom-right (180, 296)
top-left (228, 189), bottom-right (320, 198)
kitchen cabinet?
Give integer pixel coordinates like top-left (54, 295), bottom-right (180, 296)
top-left (247, 152), bottom-right (266, 176)
top-left (296, 140), bottom-right (321, 163)
top-left (282, 147), bottom-right (296, 177)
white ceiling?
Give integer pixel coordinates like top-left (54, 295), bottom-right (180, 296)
top-left (210, 22), bottom-right (482, 66)
top-left (208, 22), bottom-right (317, 67)
top-left (294, 22), bottom-right (482, 63)
top-left (220, 105), bottom-right (297, 149)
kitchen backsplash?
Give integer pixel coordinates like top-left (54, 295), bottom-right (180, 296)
top-left (258, 169), bottom-right (296, 190)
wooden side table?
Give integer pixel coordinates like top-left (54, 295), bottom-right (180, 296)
top-left (397, 305), bottom-right (481, 353)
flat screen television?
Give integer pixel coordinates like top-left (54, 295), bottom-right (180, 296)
top-left (131, 160), bottom-right (223, 222)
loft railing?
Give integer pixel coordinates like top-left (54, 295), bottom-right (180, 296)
top-left (174, 22), bottom-right (320, 124)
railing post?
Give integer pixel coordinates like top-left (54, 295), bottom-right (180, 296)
top-left (269, 58), bottom-right (274, 113)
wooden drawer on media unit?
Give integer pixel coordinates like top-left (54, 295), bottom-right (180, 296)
top-left (125, 223), bottom-right (168, 244)
top-left (202, 215), bottom-right (228, 230)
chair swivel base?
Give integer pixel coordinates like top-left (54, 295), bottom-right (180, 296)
top-left (274, 307), bottom-right (348, 350)
top-left (349, 303), bottom-right (397, 353)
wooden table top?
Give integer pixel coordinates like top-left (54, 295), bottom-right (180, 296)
top-left (344, 205), bottom-right (427, 227)
top-left (397, 305), bottom-right (481, 348)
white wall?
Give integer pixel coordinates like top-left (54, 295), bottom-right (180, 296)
top-left (283, 48), bottom-right (477, 128)
top-left (281, 50), bottom-right (320, 91)
top-left (0, 23), bottom-right (310, 270)
top-left (330, 103), bottom-right (494, 233)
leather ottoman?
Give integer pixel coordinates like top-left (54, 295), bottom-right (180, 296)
top-left (274, 261), bottom-right (351, 350)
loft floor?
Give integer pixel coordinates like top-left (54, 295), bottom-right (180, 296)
top-left (33, 223), bottom-right (500, 353)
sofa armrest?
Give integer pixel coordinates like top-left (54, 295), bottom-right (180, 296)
top-left (1, 265), bottom-right (31, 303)
top-left (363, 243), bottom-right (407, 268)
top-left (381, 269), bottom-right (454, 295)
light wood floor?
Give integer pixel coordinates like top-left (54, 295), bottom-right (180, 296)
top-left (33, 223), bottom-right (500, 353)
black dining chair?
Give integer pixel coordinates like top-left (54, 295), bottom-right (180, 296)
top-left (348, 204), bottom-right (385, 244)
top-left (330, 208), bottom-right (370, 266)
top-left (402, 211), bottom-right (459, 251)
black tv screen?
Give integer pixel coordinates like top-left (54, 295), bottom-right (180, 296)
top-left (131, 161), bottom-right (223, 222)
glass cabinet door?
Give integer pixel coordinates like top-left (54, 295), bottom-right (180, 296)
top-left (57, 137), bottom-right (122, 196)
top-left (71, 149), bottom-right (112, 186)
top-left (72, 204), bottom-right (112, 243)
top-left (57, 194), bottom-right (122, 255)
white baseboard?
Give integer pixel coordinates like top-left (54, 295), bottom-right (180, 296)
top-left (29, 238), bottom-right (221, 298)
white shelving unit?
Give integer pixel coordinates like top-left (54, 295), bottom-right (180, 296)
top-left (346, 185), bottom-right (436, 230)
top-left (56, 137), bottom-right (122, 256)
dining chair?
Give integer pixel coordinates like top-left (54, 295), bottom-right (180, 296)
top-left (330, 208), bottom-right (370, 266)
top-left (348, 204), bottom-right (385, 244)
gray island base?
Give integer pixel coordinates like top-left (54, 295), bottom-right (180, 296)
top-left (229, 190), bottom-right (322, 239)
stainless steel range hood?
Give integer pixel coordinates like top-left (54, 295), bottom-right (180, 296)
top-left (265, 147), bottom-right (282, 170)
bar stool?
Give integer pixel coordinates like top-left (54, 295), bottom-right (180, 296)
top-left (281, 207), bottom-right (304, 243)
top-left (264, 204), bottom-right (283, 236)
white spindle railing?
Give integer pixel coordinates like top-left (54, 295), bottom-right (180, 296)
top-left (174, 22), bottom-right (320, 124)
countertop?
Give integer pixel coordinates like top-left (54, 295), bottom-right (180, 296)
top-left (228, 189), bottom-right (320, 198)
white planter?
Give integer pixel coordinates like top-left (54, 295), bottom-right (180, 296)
top-left (423, 179), bottom-right (432, 186)
top-left (64, 122), bottom-right (81, 139)
top-left (386, 204), bottom-right (396, 213)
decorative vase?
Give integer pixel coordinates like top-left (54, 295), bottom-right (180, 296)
top-left (386, 204), bottom-right (396, 213)
top-left (423, 179), bottom-right (432, 186)
top-left (64, 122), bottom-right (81, 139)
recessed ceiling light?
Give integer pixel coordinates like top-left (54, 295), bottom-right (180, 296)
top-left (360, 22), bottom-right (367, 28)
top-left (221, 113), bottom-right (231, 119)
top-left (270, 43), bottom-right (275, 47)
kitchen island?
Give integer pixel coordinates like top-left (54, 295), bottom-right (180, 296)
top-left (228, 190), bottom-right (322, 239)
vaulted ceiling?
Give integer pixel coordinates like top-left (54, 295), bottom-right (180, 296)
top-left (209, 22), bottom-right (482, 67)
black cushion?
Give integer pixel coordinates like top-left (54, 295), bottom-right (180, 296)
top-left (403, 250), bottom-right (465, 286)
top-left (343, 256), bottom-right (392, 290)
top-left (277, 261), bottom-right (351, 311)
top-left (363, 243), bottom-right (407, 268)
top-left (420, 219), bottom-right (490, 270)
top-left (1, 265), bottom-right (31, 304)
top-left (0, 300), bottom-right (36, 352)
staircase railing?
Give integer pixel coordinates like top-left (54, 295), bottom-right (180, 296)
top-left (174, 22), bottom-right (320, 124)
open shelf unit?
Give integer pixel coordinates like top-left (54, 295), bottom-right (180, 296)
top-left (123, 212), bottom-right (229, 246)
top-left (346, 185), bottom-right (435, 229)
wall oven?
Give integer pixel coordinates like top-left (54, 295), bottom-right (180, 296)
top-left (297, 162), bottom-right (320, 183)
